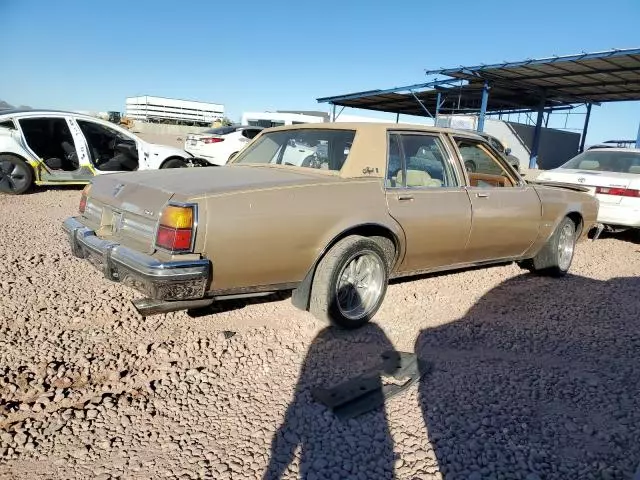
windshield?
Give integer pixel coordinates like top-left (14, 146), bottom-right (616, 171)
top-left (560, 150), bottom-right (640, 173)
top-left (232, 129), bottom-right (356, 171)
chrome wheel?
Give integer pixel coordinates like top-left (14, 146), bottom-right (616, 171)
top-left (336, 252), bottom-right (385, 321)
top-left (0, 159), bottom-right (30, 194)
top-left (557, 222), bottom-right (575, 271)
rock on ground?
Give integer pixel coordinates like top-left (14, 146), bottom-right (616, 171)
top-left (0, 188), bottom-right (639, 479)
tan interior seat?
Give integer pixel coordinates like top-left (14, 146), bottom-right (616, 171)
top-left (628, 165), bottom-right (640, 174)
top-left (396, 169), bottom-right (443, 187)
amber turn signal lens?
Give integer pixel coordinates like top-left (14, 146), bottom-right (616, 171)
top-left (159, 205), bottom-right (194, 229)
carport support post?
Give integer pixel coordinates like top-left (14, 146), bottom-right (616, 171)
top-left (636, 119), bottom-right (640, 149)
top-left (435, 92), bottom-right (441, 125)
top-left (579, 103), bottom-right (592, 152)
top-left (396, 112), bottom-right (400, 123)
top-left (331, 104), bottom-right (336, 122)
top-left (477, 81), bottom-right (489, 132)
top-left (529, 92), bottom-right (547, 169)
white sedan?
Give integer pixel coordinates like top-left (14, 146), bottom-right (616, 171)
top-left (184, 125), bottom-right (263, 166)
top-left (0, 109), bottom-right (194, 195)
top-left (535, 148), bottom-right (640, 231)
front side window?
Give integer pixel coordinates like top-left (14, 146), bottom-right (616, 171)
top-left (232, 129), bottom-right (356, 171)
top-left (0, 120), bottom-right (15, 130)
top-left (455, 138), bottom-right (516, 188)
top-left (387, 133), bottom-right (457, 188)
top-left (77, 120), bottom-right (138, 171)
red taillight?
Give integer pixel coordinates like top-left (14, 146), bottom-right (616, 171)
top-left (79, 184), bottom-right (91, 214)
top-left (595, 186), bottom-right (640, 197)
top-left (201, 137), bottom-right (224, 144)
top-left (155, 204), bottom-right (196, 253)
top-left (156, 225), bottom-right (192, 251)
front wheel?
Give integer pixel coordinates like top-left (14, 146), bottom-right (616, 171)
top-left (0, 155), bottom-right (33, 195)
top-left (161, 158), bottom-right (188, 169)
top-left (309, 236), bottom-right (389, 329)
top-left (518, 217), bottom-right (576, 277)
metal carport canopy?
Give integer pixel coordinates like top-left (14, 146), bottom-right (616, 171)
top-left (317, 48), bottom-right (640, 167)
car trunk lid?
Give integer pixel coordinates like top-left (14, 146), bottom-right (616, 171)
top-left (82, 166), bottom-right (339, 253)
top-left (537, 169), bottom-right (634, 204)
top-left (83, 176), bottom-right (175, 254)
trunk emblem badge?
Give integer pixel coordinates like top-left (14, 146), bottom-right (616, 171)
top-left (577, 177), bottom-right (586, 183)
top-left (112, 183), bottom-right (125, 196)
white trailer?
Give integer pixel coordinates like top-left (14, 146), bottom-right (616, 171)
top-left (126, 96), bottom-right (224, 125)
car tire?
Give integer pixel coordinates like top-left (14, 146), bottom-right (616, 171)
top-left (0, 154), bottom-right (33, 195)
top-left (464, 160), bottom-right (476, 173)
top-left (309, 235), bottom-right (389, 329)
top-left (161, 158), bottom-right (188, 169)
top-left (228, 152), bottom-right (239, 162)
top-left (518, 216), bottom-right (576, 277)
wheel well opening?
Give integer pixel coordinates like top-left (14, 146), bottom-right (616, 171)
top-left (160, 156), bottom-right (185, 168)
top-left (326, 225), bottom-right (399, 268)
top-left (566, 212), bottom-right (583, 236)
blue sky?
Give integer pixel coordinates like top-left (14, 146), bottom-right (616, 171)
top-left (1, 0), bottom-right (638, 144)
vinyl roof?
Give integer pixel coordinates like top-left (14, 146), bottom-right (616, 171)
top-left (317, 48), bottom-right (640, 116)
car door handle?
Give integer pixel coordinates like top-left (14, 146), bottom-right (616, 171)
top-left (398, 195), bottom-right (414, 201)
top-left (476, 192), bottom-right (490, 198)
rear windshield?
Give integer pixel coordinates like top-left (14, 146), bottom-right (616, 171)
top-left (560, 150), bottom-right (640, 173)
top-left (203, 126), bottom-right (238, 135)
top-left (232, 129), bottom-right (356, 171)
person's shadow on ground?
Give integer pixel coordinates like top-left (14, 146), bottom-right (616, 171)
top-left (264, 324), bottom-right (398, 480)
top-left (415, 274), bottom-right (640, 479)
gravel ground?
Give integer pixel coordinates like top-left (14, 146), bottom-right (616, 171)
top-left (0, 188), bottom-right (639, 480)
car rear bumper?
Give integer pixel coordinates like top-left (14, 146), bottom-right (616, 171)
top-left (597, 203), bottom-right (640, 228)
top-left (62, 217), bottom-right (210, 301)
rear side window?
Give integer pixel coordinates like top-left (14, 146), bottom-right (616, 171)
top-left (387, 133), bottom-right (457, 188)
top-left (19, 117), bottom-right (74, 161)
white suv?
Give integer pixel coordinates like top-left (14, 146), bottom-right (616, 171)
top-left (184, 125), bottom-right (263, 166)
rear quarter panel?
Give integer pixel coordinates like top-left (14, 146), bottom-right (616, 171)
top-left (196, 180), bottom-right (402, 293)
top-left (522, 185), bottom-right (599, 257)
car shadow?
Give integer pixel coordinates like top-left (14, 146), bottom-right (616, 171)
top-left (263, 323), bottom-right (399, 480)
top-left (186, 291), bottom-right (292, 317)
top-left (596, 229), bottom-right (639, 245)
top-left (415, 273), bottom-right (640, 478)
top-left (389, 261), bottom-right (513, 286)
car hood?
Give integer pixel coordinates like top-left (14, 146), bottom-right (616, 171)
top-left (93, 164), bottom-right (342, 200)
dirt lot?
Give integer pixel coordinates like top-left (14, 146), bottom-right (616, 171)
top-left (0, 188), bottom-right (639, 480)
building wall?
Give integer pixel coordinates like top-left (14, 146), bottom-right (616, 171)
top-left (507, 122), bottom-right (580, 170)
top-left (131, 121), bottom-right (211, 136)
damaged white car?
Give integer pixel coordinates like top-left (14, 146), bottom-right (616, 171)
top-left (0, 109), bottom-right (198, 195)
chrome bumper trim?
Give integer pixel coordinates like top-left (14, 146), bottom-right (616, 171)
top-left (62, 217), bottom-right (210, 301)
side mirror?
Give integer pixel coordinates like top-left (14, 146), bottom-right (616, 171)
top-left (505, 147), bottom-right (512, 155)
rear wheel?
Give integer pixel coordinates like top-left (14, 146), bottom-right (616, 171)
top-left (228, 152), bottom-right (239, 162)
top-left (0, 155), bottom-right (33, 195)
top-left (309, 236), bottom-right (389, 329)
top-left (519, 216), bottom-right (576, 277)
top-left (161, 158), bottom-right (188, 169)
